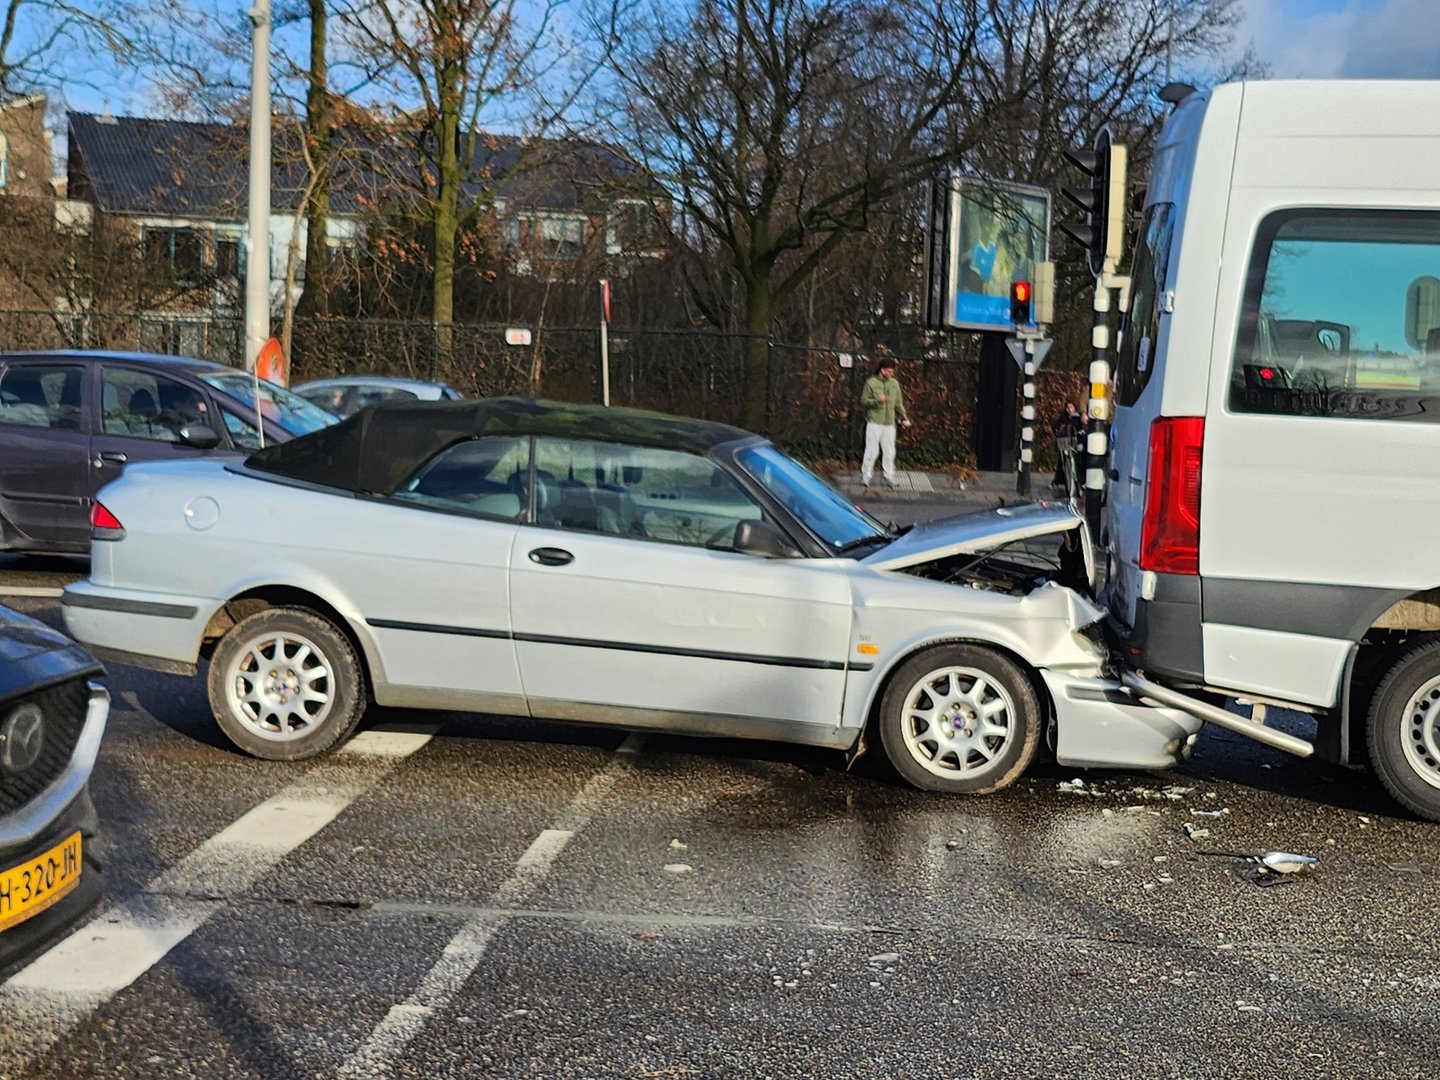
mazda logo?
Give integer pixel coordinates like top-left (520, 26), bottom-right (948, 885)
top-left (0, 704), bottom-right (46, 774)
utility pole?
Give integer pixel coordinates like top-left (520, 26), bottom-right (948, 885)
top-left (245, 0), bottom-right (272, 372)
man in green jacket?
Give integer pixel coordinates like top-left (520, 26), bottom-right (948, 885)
top-left (859, 352), bottom-right (911, 488)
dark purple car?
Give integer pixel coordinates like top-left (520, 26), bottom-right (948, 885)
top-left (0, 351), bottom-right (336, 555)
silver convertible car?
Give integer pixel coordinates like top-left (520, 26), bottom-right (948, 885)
top-left (61, 398), bottom-right (1201, 794)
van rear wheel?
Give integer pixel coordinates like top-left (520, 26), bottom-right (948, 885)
top-left (1367, 639), bottom-right (1440, 822)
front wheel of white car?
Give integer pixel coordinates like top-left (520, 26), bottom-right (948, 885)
top-left (1367, 639), bottom-right (1440, 823)
top-left (207, 607), bottom-right (367, 760)
top-left (878, 644), bottom-right (1041, 794)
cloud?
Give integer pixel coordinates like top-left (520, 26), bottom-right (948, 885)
top-left (1237, 0), bottom-right (1440, 79)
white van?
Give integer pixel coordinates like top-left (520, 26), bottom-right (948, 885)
top-left (1106, 80), bottom-right (1440, 821)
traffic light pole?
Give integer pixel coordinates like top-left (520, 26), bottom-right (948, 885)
top-left (1007, 328), bottom-right (1051, 498)
top-left (1083, 266), bottom-right (1131, 574)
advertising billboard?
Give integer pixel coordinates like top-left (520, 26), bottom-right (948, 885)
top-left (932, 176), bottom-right (1051, 334)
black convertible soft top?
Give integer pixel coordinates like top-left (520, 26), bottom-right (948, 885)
top-left (245, 396), bottom-right (755, 495)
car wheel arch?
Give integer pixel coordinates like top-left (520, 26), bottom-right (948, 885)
top-left (200, 586), bottom-right (377, 697)
top-left (856, 635), bottom-right (1055, 758)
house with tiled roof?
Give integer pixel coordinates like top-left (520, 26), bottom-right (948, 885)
top-left (62, 110), bottom-right (663, 343)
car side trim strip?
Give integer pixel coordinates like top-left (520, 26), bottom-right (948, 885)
top-left (366, 618), bottom-right (509, 640)
top-left (516, 632), bottom-right (849, 671)
top-left (366, 618), bottom-right (856, 671)
top-left (60, 590), bottom-right (198, 620)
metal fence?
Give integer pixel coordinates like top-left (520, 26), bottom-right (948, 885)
top-left (0, 309), bottom-right (1086, 467)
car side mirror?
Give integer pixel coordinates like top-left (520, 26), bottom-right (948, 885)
top-left (733, 520), bottom-right (799, 558)
top-left (178, 424), bottom-right (222, 450)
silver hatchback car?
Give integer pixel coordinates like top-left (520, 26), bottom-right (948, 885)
top-left (292, 375), bottom-right (462, 418)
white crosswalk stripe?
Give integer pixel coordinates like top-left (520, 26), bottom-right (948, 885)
top-left (336, 731), bottom-right (645, 1079)
top-left (0, 727), bottom-right (436, 1067)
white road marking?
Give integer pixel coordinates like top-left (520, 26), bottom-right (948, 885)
top-left (0, 726), bottom-right (435, 1065)
top-left (338, 735), bottom-right (645, 1079)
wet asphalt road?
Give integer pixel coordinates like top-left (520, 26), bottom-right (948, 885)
top-left (2, 499), bottom-right (1439, 1079)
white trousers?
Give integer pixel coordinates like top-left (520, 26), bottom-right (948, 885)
top-left (861, 422), bottom-right (897, 484)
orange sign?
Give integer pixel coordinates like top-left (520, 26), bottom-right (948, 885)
top-left (255, 337), bottom-right (288, 387)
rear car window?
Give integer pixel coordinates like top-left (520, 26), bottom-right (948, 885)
top-left (1229, 209), bottom-right (1440, 421)
top-left (0, 364), bottom-right (84, 431)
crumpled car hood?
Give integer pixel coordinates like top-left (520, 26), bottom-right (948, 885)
top-left (860, 501), bottom-right (1090, 574)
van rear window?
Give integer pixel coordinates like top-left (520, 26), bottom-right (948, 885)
top-left (1115, 203), bottom-right (1174, 408)
top-left (1230, 209), bottom-right (1440, 421)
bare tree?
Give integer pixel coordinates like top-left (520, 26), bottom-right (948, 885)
top-left (0, 0), bottom-right (130, 97)
top-left (604, 0), bottom-right (1250, 430)
top-left (333, 0), bottom-right (613, 376)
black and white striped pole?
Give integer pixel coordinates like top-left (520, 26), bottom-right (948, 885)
top-left (1060, 127), bottom-right (1129, 557)
top-left (1007, 263), bottom-right (1054, 499)
top-left (1007, 329), bottom-right (1052, 498)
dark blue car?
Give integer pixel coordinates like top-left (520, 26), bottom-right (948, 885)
top-left (0, 603), bottom-right (109, 973)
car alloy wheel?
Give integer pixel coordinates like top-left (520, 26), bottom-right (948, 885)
top-left (878, 643), bottom-right (1040, 795)
top-left (207, 607), bottom-right (367, 760)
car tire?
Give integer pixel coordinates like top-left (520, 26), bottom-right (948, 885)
top-left (878, 643), bottom-right (1041, 794)
top-left (1366, 639), bottom-right (1440, 822)
top-left (207, 607), bottom-right (367, 761)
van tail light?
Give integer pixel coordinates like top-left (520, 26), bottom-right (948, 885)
top-left (91, 501), bottom-right (126, 541)
top-left (1139, 416), bottom-right (1203, 575)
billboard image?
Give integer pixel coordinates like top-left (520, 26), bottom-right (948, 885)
top-left (942, 177), bottom-right (1051, 333)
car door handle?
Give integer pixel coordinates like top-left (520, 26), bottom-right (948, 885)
top-left (528, 547), bottom-right (574, 567)
top-left (95, 451), bottom-right (128, 466)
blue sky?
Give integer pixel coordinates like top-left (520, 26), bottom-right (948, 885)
top-left (37, 0), bottom-right (1440, 117)
top-left (1238, 0), bottom-right (1440, 78)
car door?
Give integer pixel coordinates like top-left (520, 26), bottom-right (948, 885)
top-left (89, 365), bottom-right (227, 494)
top-left (508, 437), bottom-right (854, 739)
top-left (356, 434), bottom-right (529, 711)
top-left (0, 359), bottom-right (92, 549)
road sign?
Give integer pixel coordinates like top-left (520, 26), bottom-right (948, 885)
top-left (1005, 337), bottom-right (1052, 370)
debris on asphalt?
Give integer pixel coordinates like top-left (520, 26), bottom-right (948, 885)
top-left (663, 863), bottom-right (692, 874)
top-left (668, 838), bottom-right (688, 850)
top-left (1097, 858), bottom-right (1122, 869)
top-left (1196, 848), bottom-right (1319, 886)
top-left (945, 839), bottom-right (961, 850)
top-left (1191, 808), bottom-right (1229, 818)
top-left (1182, 821), bottom-right (1211, 840)
top-left (1387, 862), bottom-right (1422, 875)
top-left (1259, 851), bottom-right (1319, 875)
top-left (868, 953), bottom-right (901, 966)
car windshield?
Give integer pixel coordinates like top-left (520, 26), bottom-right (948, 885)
top-left (204, 373), bottom-right (339, 436)
top-left (735, 444), bottom-right (889, 552)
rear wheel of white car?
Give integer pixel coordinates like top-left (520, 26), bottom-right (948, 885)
top-left (878, 644), bottom-right (1041, 794)
top-left (1367, 640), bottom-right (1440, 822)
top-left (208, 607), bottom-right (366, 760)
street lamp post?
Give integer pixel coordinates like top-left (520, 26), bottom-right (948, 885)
top-left (245, 0), bottom-right (272, 372)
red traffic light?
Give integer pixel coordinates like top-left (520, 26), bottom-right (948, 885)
top-left (1009, 280), bottom-right (1032, 323)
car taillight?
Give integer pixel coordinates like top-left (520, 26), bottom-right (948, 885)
top-left (1139, 416), bottom-right (1203, 575)
top-left (91, 501), bottom-right (126, 541)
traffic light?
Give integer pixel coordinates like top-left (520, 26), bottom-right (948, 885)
top-left (1060, 125), bottom-right (1128, 277)
top-left (1009, 280), bottom-right (1032, 325)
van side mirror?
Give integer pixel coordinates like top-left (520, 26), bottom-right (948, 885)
top-left (733, 520), bottom-right (799, 558)
top-left (178, 424), bottom-right (222, 450)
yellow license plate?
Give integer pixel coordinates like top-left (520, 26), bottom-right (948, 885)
top-left (0, 831), bottom-right (82, 934)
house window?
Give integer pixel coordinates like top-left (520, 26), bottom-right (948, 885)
top-left (215, 236), bottom-right (242, 279)
top-left (508, 214), bottom-right (587, 261)
top-left (143, 227), bottom-right (205, 285)
top-left (608, 201), bottom-right (660, 254)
